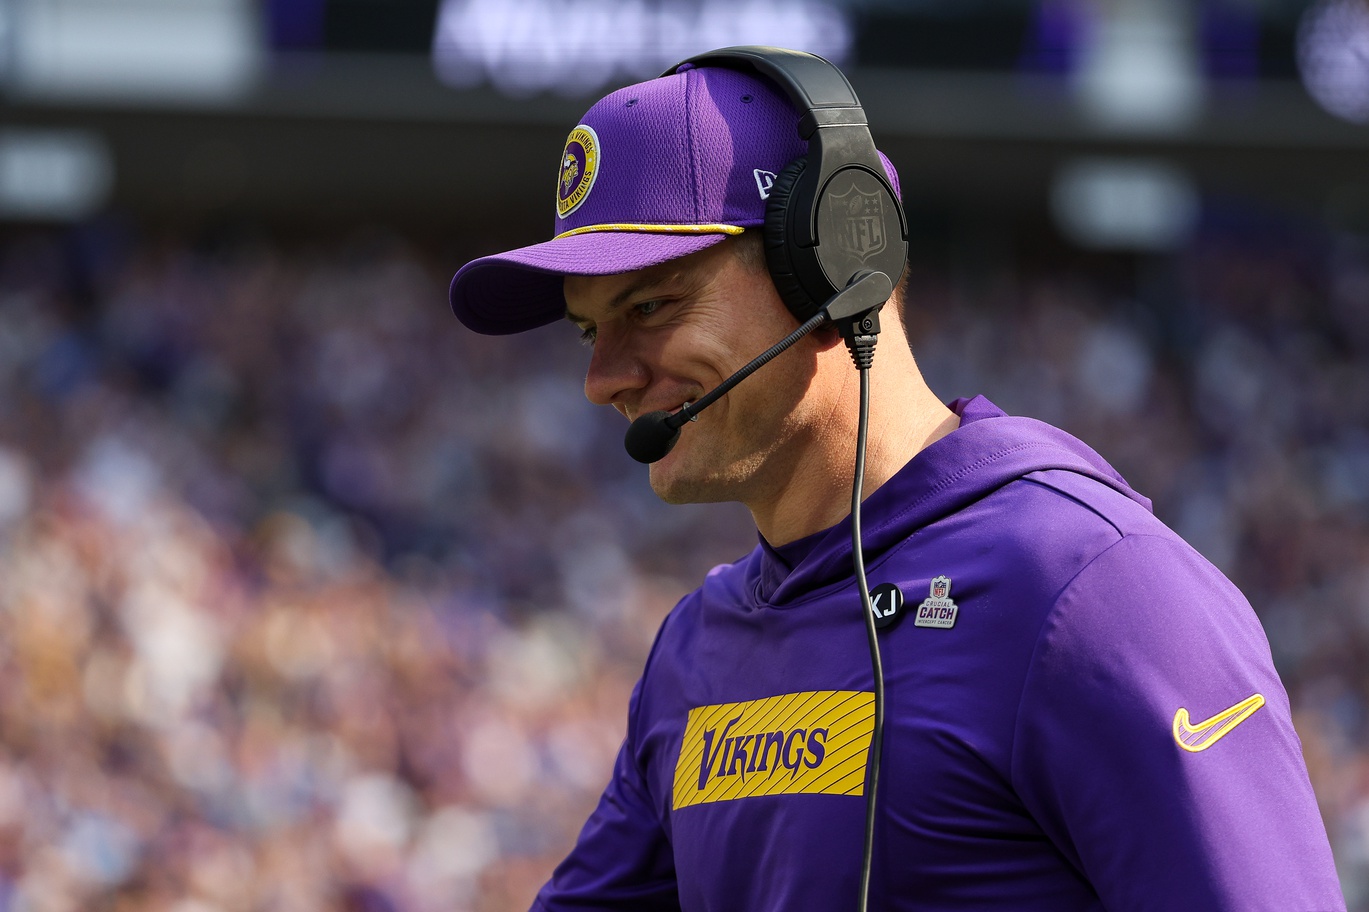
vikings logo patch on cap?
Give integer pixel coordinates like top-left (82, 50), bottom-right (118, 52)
top-left (557, 125), bottom-right (600, 219)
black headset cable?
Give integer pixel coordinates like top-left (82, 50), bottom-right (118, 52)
top-left (843, 313), bottom-right (883, 912)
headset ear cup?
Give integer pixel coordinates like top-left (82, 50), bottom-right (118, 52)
top-left (762, 158), bottom-right (821, 322)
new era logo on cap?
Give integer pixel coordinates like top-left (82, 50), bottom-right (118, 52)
top-left (754, 169), bottom-right (776, 200)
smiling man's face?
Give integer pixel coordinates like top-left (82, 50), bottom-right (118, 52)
top-left (565, 237), bottom-right (830, 508)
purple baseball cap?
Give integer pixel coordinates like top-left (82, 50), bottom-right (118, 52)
top-left (449, 63), bottom-right (901, 335)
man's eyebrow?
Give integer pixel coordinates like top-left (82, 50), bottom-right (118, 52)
top-left (564, 272), bottom-right (678, 325)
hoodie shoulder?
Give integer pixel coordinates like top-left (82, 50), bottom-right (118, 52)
top-left (1020, 467), bottom-right (1169, 539)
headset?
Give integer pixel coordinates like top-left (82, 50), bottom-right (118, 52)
top-left (659, 47), bottom-right (909, 912)
top-left (667, 46), bottom-right (909, 324)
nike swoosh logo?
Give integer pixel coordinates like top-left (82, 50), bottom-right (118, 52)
top-left (1172, 693), bottom-right (1265, 753)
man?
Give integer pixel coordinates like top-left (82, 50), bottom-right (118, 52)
top-left (448, 49), bottom-right (1344, 911)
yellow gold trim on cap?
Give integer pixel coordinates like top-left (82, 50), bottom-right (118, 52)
top-left (553, 223), bottom-right (746, 240)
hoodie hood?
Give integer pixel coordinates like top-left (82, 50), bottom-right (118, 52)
top-left (753, 396), bottom-right (1151, 605)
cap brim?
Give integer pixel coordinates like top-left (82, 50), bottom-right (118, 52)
top-left (450, 230), bottom-right (736, 335)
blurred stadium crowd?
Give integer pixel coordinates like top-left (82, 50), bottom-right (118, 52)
top-left (0, 213), bottom-right (1365, 911)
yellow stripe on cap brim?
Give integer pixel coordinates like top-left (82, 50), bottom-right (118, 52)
top-left (553, 223), bottom-right (746, 240)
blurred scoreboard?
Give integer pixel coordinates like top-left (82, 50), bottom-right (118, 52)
top-left (260, 0), bottom-right (1307, 87)
top-left (0, 0), bottom-right (1323, 103)
top-left (1, 0), bottom-right (1363, 228)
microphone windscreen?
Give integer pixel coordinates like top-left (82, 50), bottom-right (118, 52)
top-left (624, 410), bottom-right (681, 464)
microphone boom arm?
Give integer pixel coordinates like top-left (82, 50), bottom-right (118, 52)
top-left (675, 270), bottom-right (893, 426)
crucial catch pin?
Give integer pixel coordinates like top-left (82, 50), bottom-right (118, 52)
top-left (914, 576), bottom-right (959, 629)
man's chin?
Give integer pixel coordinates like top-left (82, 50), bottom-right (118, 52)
top-left (647, 456), bottom-right (727, 506)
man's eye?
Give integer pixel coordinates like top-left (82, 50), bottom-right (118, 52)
top-left (578, 325), bottom-right (597, 346)
top-left (636, 300), bottom-right (661, 317)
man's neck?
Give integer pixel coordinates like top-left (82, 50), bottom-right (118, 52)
top-left (748, 360), bottom-right (958, 547)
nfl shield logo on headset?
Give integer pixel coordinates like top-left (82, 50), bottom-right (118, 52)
top-left (832, 183), bottom-right (887, 262)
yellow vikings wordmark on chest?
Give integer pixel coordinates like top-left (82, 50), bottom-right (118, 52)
top-left (672, 690), bottom-right (875, 809)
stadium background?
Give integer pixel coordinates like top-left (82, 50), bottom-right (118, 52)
top-left (0, 0), bottom-right (1367, 908)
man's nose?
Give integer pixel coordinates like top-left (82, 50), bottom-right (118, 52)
top-left (583, 329), bottom-right (649, 410)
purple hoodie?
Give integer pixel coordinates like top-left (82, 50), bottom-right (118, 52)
top-left (533, 397), bottom-right (1345, 911)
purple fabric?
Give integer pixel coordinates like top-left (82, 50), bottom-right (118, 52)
top-left (449, 65), bottom-right (901, 335)
top-left (531, 397), bottom-right (1345, 911)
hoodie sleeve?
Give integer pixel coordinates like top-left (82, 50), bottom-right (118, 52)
top-left (1011, 533), bottom-right (1344, 912)
top-left (531, 677), bottom-right (682, 912)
